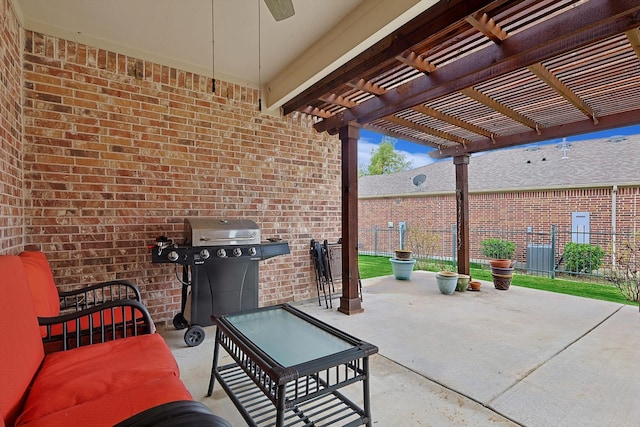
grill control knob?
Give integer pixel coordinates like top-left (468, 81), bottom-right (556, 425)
top-left (199, 249), bottom-right (210, 260)
top-left (216, 248), bottom-right (227, 258)
top-left (167, 251), bottom-right (179, 262)
top-left (248, 247), bottom-right (257, 256)
top-left (233, 247), bottom-right (242, 257)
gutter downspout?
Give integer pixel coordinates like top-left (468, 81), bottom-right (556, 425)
top-left (612, 185), bottom-right (617, 267)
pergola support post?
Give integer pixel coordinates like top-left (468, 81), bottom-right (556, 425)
top-left (338, 124), bottom-right (363, 315)
top-left (454, 154), bottom-right (470, 276)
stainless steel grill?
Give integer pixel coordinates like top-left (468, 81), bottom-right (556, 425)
top-left (184, 218), bottom-right (260, 247)
top-left (151, 217), bottom-right (289, 346)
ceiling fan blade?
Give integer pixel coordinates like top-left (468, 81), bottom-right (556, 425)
top-left (264, 0), bottom-right (295, 21)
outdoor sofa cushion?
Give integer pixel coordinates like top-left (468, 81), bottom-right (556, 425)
top-left (0, 254), bottom-right (227, 427)
top-left (15, 334), bottom-right (184, 426)
top-left (19, 250), bottom-right (147, 341)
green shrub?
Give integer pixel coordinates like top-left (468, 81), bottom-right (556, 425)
top-left (481, 238), bottom-right (515, 259)
top-left (564, 242), bottom-right (604, 273)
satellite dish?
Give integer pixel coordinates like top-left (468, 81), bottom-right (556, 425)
top-left (412, 174), bottom-right (426, 187)
top-left (411, 174), bottom-right (426, 191)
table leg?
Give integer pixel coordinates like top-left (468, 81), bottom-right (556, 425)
top-left (207, 327), bottom-right (222, 396)
top-left (363, 356), bottom-right (372, 427)
top-left (276, 384), bottom-right (287, 427)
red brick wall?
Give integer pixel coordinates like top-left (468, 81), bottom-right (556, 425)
top-left (360, 186), bottom-right (640, 263)
top-left (21, 31), bottom-right (341, 325)
top-left (0, 0), bottom-right (23, 253)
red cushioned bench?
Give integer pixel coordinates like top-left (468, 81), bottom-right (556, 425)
top-left (0, 254), bottom-right (230, 427)
top-left (18, 250), bottom-right (150, 353)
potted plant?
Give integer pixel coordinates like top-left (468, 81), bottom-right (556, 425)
top-left (390, 250), bottom-right (416, 280)
top-left (456, 273), bottom-right (470, 292)
top-left (435, 270), bottom-right (458, 294)
top-left (468, 280), bottom-right (482, 291)
top-left (482, 238), bottom-right (515, 268)
top-left (394, 249), bottom-right (412, 260)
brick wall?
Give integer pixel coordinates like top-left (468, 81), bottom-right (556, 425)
top-left (20, 31), bottom-right (341, 326)
top-left (360, 185), bottom-right (640, 262)
top-left (0, 0), bottom-right (23, 253)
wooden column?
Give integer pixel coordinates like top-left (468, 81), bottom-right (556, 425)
top-left (454, 155), bottom-right (470, 276)
top-left (338, 124), bottom-right (364, 314)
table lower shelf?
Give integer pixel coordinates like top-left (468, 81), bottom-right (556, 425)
top-left (215, 362), bottom-right (368, 427)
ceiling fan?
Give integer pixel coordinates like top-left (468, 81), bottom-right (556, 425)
top-left (264, 0), bottom-right (295, 21)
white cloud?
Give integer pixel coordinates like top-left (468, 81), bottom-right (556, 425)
top-left (357, 140), bottom-right (435, 171)
top-left (357, 139), bottom-right (378, 170)
top-left (399, 149), bottom-right (435, 169)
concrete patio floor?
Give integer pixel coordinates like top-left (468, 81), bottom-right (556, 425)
top-left (161, 271), bottom-right (640, 426)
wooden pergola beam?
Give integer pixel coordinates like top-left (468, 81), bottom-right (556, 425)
top-left (465, 12), bottom-right (507, 44)
top-left (315, 0), bottom-right (640, 133)
top-left (347, 79), bottom-right (386, 96)
top-left (384, 115), bottom-right (471, 146)
top-left (395, 51), bottom-right (436, 73)
top-left (431, 108), bottom-right (640, 158)
top-left (460, 87), bottom-right (542, 133)
top-left (626, 28), bottom-right (640, 60)
top-left (282, 0), bottom-right (497, 115)
top-left (412, 104), bottom-right (494, 139)
top-left (527, 62), bottom-right (598, 124)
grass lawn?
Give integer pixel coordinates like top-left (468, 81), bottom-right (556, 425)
top-left (359, 255), bottom-right (639, 307)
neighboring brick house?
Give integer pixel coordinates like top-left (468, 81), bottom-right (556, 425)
top-left (0, 1), bottom-right (342, 326)
top-left (359, 136), bottom-right (640, 265)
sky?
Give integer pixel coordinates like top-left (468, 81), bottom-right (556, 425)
top-left (358, 124), bottom-right (640, 171)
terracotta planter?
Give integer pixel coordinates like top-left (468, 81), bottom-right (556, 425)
top-left (469, 280), bottom-right (482, 291)
top-left (394, 250), bottom-right (413, 260)
top-left (489, 259), bottom-right (512, 268)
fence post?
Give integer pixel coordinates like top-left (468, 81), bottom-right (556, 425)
top-left (551, 224), bottom-right (556, 280)
top-left (399, 222), bottom-right (406, 250)
top-left (374, 225), bottom-right (378, 256)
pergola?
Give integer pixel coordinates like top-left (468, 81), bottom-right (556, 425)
top-left (282, 0), bottom-right (640, 314)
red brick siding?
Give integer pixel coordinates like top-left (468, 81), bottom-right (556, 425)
top-left (21, 31), bottom-right (341, 326)
top-left (360, 186), bottom-right (640, 264)
top-left (0, 0), bottom-right (23, 253)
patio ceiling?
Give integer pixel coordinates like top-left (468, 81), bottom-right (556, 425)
top-left (283, 0), bottom-right (640, 159)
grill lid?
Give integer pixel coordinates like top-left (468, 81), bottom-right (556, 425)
top-left (184, 218), bottom-right (261, 246)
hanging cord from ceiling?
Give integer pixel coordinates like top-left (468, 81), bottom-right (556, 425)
top-left (211, 0), bottom-right (216, 93)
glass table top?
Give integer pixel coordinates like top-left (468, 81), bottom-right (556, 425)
top-left (226, 307), bottom-right (354, 367)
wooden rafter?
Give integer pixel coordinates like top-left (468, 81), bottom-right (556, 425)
top-left (433, 108), bottom-right (640, 158)
top-left (527, 62), bottom-right (598, 124)
top-left (347, 79), bottom-right (386, 96)
top-left (319, 93), bottom-right (358, 109)
top-left (315, 0), bottom-right (640, 134)
top-left (396, 51), bottom-right (436, 73)
top-left (301, 105), bottom-right (332, 119)
top-left (626, 28), bottom-right (640, 59)
top-left (411, 104), bottom-right (493, 138)
top-left (384, 115), bottom-right (471, 146)
top-left (465, 12), bottom-right (507, 44)
top-left (363, 124), bottom-right (439, 148)
top-left (460, 87), bottom-right (542, 133)
top-left (282, 0), bottom-right (497, 115)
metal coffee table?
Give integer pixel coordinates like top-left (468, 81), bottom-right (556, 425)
top-left (207, 304), bottom-right (378, 426)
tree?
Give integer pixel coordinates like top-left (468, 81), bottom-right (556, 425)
top-left (360, 137), bottom-right (412, 176)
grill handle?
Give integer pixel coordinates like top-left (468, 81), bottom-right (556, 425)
top-left (199, 235), bottom-right (256, 242)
